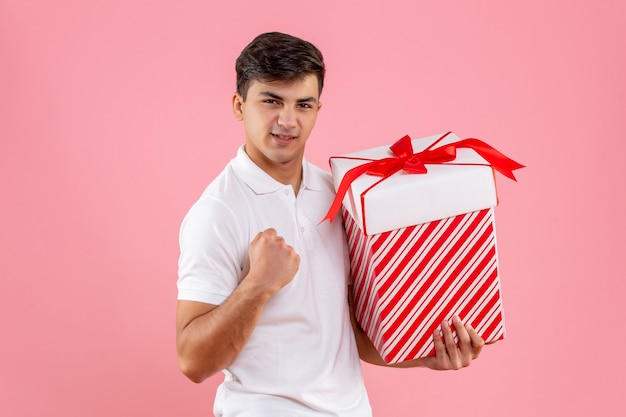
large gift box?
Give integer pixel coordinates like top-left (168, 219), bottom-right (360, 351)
top-left (324, 132), bottom-right (523, 364)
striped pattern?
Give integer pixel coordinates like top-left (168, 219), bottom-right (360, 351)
top-left (344, 207), bottom-right (505, 364)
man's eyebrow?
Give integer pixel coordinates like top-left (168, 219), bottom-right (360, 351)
top-left (258, 91), bottom-right (318, 103)
top-left (258, 91), bottom-right (284, 101)
top-left (296, 96), bottom-right (318, 103)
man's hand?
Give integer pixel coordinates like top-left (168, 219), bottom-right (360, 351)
top-left (247, 228), bottom-right (300, 295)
top-left (176, 228), bottom-right (300, 383)
top-left (421, 316), bottom-right (485, 370)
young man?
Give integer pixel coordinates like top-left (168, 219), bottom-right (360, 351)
top-left (176, 32), bottom-right (484, 416)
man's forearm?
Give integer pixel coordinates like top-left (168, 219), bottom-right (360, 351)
top-left (176, 277), bottom-right (273, 383)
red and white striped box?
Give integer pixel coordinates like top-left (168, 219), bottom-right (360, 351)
top-left (328, 132), bottom-right (521, 364)
top-left (343, 206), bottom-right (504, 363)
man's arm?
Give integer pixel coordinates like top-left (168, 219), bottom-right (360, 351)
top-left (349, 288), bottom-right (485, 370)
top-left (176, 228), bottom-right (300, 383)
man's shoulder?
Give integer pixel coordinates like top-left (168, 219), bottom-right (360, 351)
top-left (201, 162), bottom-right (237, 192)
top-left (305, 160), bottom-right (331, 177)
top-left (303, 159), bottom-right (334, 191)
top-left (184, 161), bottom-right (244, 216)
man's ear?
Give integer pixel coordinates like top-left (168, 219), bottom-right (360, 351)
top-left (232, 92), bottom-right (244, 121)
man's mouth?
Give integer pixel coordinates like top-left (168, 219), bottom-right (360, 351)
top-left (271, 133), bottom-right (297, 143)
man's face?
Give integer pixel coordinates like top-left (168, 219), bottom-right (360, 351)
top-left (232, 74), bottom-right (322, 180)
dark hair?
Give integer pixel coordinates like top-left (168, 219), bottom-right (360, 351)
top-left (235, 32), bottom-right (326, 100)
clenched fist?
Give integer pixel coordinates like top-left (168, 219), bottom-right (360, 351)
top-left (246, 228), bottom-right (300, 296)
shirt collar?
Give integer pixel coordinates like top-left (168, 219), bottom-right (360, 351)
top-left (232, 146), bottom-right (324, 195)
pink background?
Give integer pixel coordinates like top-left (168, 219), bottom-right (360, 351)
top-left (1, 0), bottom-right (624, 415)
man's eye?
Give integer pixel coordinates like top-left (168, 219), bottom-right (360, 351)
top-left (298, 103), bottom-right (313, 109)
top-left (263, 99), bottom-right (279, 104)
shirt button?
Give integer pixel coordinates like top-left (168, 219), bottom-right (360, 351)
top-left (284, 190), bottom-right (289, 196)
top-left (300, 227), bottom-right (305, 233)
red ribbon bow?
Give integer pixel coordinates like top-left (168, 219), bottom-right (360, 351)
top-left (322, 132), bottom-right (524, 224)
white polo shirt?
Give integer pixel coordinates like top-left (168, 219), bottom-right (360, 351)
top-left (178, 146), bottom-right (371, 417)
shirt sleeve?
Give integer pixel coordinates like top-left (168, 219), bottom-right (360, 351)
top-left (177, 195), bottom-right (245, 305)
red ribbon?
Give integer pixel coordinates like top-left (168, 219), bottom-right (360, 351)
top-left (322, 132), bottom-right (524, 224)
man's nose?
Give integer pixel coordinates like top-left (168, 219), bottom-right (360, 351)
top-left (278, 107), bottom-right (297, 129)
